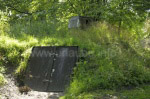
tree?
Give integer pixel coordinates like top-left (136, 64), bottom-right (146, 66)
top-left (104, 0), bottom-right (149, 33)
top-left (66, 0), bottom-right (108, 19)
top-left (0, 0), bottom-right (149, 29)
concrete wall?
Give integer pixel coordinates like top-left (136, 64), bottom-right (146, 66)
top-left (68, 16), bottom-right (95, 29)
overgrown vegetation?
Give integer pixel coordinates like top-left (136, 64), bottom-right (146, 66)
top-left (0, 19), bottom-right (150, 98)
top-left (0, 0), bottom-right (150, 98)
top-left (61, 85), bottom-right (150, 99)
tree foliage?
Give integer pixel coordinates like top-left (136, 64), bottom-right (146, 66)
top-left (0, 0), bottom-right (149, 29)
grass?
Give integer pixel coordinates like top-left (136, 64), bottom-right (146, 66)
top-left (61, 85), bottom-right (150, 99)
top-left (0, 18), bottom-right (150, 99)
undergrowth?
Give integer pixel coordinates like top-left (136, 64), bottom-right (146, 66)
top-left (0, 17), bottom-right (150, 98)
top-left (60, 85), bottom-right (150, 99)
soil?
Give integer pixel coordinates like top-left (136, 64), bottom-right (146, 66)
top-left (0, 67), bottom-right (64, 99)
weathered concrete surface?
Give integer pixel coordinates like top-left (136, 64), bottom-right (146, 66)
top-left (68, 16), bottom-right (96, 28)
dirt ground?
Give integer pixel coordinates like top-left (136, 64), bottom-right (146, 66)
top-left (0, 73), bottom-right (63, 99)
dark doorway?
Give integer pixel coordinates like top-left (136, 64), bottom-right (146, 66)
top-left (25, 46), bottom-right (78, 92)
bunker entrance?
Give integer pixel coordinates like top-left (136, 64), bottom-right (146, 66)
top-left (25, 46), bottom-right (78, 92)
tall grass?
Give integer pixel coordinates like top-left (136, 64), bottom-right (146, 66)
top-left (64, 22), bottom-right (150, 98)
top-left (0, 16), bottom-right (150, 98)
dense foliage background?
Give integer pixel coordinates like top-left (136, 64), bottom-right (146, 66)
top-left (0, 0), bottom-right (150, 98)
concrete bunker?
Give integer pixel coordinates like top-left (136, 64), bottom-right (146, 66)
top-left (25, 46), bottom-right (78, 92)
top-left (68, 16), bottom-right (97, 29)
